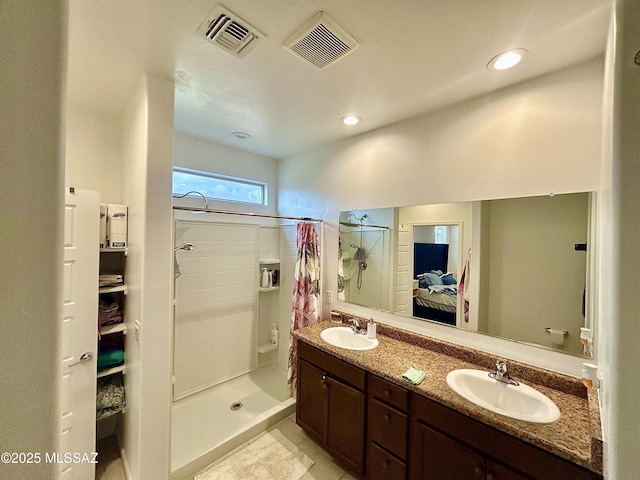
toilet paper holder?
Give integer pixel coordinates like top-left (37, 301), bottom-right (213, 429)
top-left (544, 327), bottom-right (568, 335)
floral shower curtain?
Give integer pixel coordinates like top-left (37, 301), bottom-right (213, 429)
top-left (287, 222), bottom-right (320, 398)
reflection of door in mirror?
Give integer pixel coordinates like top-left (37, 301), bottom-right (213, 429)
top-left (409, 225), bottom-right (461, 326)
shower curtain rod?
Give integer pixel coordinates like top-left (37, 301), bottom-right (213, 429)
top-left (339, 221), bottom-right (390, 229)
top-left (172, 205), bottom-right (322, 223)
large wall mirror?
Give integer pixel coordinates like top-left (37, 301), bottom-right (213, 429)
top-left (338, 192), bottom-right (595, 358)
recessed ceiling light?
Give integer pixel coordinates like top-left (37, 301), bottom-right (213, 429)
top-left (231, 131), bottom-right (251, 140)
top-left (341, 115), bottom-right (361, 126)
top-left (487, 49), bottom-right (528, 71)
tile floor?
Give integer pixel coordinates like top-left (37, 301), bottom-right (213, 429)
top-left (96, 414), bottom-right (358, 480)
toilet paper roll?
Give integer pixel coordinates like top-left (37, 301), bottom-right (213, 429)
top-left (547, 328), bottom-right (566, 346)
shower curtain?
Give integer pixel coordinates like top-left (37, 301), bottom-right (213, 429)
top-left (287, 222), bottom-right (320, 398)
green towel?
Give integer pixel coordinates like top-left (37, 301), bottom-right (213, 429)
top-left (402, 367), bottom-right (426, 385)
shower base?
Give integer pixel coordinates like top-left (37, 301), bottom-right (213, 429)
top-left (169, 362), bottom-right (295, 480)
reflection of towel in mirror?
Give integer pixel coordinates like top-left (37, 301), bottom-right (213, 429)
top-left (458, 248), bottom-right (471, 323)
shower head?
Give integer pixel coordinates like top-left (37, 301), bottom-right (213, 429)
top-left (174, 243), bottom-right (196, 252)
top-left (348, 213), bottom-right (368, 224)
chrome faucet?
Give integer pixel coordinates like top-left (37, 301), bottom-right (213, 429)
top-left (488, 360), bottom-right (520, 386)
top-left (349, 318), bottom-right (364, 334)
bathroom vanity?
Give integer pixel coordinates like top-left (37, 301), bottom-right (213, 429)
top-left (294, 321), bottom-right (603, 480)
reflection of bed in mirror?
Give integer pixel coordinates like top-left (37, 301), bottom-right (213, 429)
top-left (413, 242), bottom-right (457, 326)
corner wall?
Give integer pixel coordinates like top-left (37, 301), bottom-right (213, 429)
top-left (120, 75), bottom-right (174, 479)
top-left (600, 1), bottom-right (640, 478)
top-left (66, 103), bottom-right (124, 203)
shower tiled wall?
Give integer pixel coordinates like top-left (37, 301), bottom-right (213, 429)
top-left (173, 221), bottom-right (259, 399)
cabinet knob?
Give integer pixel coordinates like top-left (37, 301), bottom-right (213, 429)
top-left (384, 390), bottom-right (390, 397)
top-left (487, 474), bottom-right (495, 480)
top-left (475, 466), bottom-right (484, 477)
top-left (321, 374), bottom-right (327, 389)
top-left (384, 413), bottom-right (391, 421)
top-left (383, 460), bottom-right (390, 469)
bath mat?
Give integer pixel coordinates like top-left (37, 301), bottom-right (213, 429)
top-left (194, 428), bottom-right (314, 480)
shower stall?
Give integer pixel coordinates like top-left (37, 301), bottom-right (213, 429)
top-left (169, 208), bottom-right (317, 479)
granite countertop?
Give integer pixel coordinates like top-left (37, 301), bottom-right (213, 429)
top-left (293, 320), bottom-right (603, 475)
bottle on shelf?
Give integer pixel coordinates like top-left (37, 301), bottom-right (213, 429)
top-left (261, 268), bottom-right (270, 288)
top-left (270, 324), bottom-right (279, 346)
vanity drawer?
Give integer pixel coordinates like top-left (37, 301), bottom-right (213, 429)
top-left (298, 341), bottom-right (366, 390)
top-left (369, 374), bottom-right (409, 411)
top-left (369, 398), bottom-right (408, 459)
top-left (368, 441), bottom-right (406, 480)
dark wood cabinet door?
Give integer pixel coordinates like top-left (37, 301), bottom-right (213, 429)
top-left (411, 421), bottom-right (485, 480)
top-left (326, 376), bottom-right (366, 475)
top-left (296, 358), bottom-right (327, 443)
top-left (486, 460), bottom-right (530, 480)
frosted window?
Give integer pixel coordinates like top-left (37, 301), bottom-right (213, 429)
top-left (173, 168), bottom-right (266, 205)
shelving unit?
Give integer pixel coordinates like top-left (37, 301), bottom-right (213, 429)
top-left (258, 253), bottom-right (281, 356)
top-left (258, 285), bottom-right (279, 292)
top-left (259, 259), bottom-right (280, 290)
top-left (99, 285), bottom-right (128, 295)
top-left (257, 343), bottom-right (279, 354)
top-left (97, 246), bottom-right (127, 423)
top-left (97, 364), bottom-right (126, 379)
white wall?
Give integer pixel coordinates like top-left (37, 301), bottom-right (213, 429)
top-left (0, 2), bottom-right (66, 479)
top-left (173, 132), bottom-right (279, 215)
top-left (66, 103), bottom-right (124, 203)
top-left (278, 58), bottom-right (603, 376)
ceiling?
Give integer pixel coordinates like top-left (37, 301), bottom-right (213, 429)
top-left (67, 0), bottom-right (612, 159)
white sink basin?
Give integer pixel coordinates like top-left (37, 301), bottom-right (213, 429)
top-left (320, 327), bottom-right (379, 351)
top-left (446, 369), bottom-right (561, 424)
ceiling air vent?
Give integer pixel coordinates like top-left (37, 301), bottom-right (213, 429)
top-left (197, 5), bottom-right (264, 59)
top-left (284, 12), bottom-right (359, 70)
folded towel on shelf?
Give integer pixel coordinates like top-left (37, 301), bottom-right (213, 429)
top-left (99, 274), bottom-right (124, 287)
top-left (96, 375), bottom-right (126, 420)
top-left (98, 345), bottom-right (125, 370)
top-left (402, 367), bottom-right (426, 385)
top-left (99, 299), bottom-right (123, 326)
